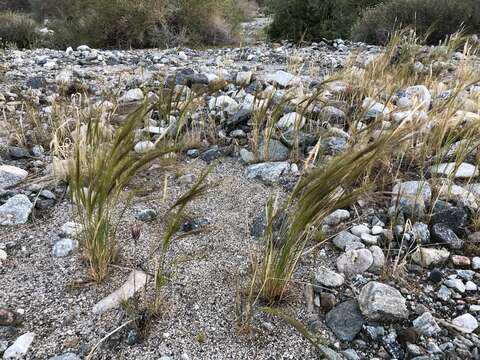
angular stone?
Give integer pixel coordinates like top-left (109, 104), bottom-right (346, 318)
top-left (3, 332), bottom-right (34, 359)
top-left (358, 281), bottom-right (409, 322)
top-left (444, 278), bottom-right (465, 293)
top-left (244, 162), bottom-right (290, 185)
top-left (412, 312), bottom-right (441, 336)
top-left (0, 165), bottom-right (28, 190)
top-left (315, 266), bottom-right (345, 288)
top-left (326, 300), bottom-right (365, 341)
top-left (93, 270), bottom-right (148, 314)
top-left (267, 70), bottom-right (296, 88)
top-left (430, 163), bottom-right (478, 179)
top-left (431, 224), bottom-right (463, 249)
top-left (336, 249), bottom-right (373, 277)
top-left (412, 248), bottom-right (450, 267)
top-left (0, 195), bottom-right (33, 225)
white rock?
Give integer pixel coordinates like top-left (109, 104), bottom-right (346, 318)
top-left (236, 71), bottom-right (253, 85)
top-left (430, 163), bottom-right (478, 179)
top-left (93, 270), bottom-right (148, 314)
top-left (371, 226), bottom-right (383, 235)
top-left (3, 332), bottom-right (35, 359)
top-left (267, 70), bottom-right (297, 87)
top-left (412, 248), bottom-right (450, 267)
top-left (76, 45), bottom-right (91, 51)
top-left (119, 88), bottom-right (144, 103)
top-left (362, 98), bottom-right (390, 119)
top-left (0, 165), bottom-right (28, 190)
top-left (472, 257), bottom-right (480, 270)
top-left (452, 313), bottom-right (478, 333)
top-left (444, 278), bottom-right (465, 293)
top-left (350, 224), bottom-right (370, 237)
top-left (277, 112), bottom-right (305, 130)
top-left (134, 141), bottom-right (155, 154)
top-left (0, 249), bottom-right (6, 261)
top-left (60, 222), bottom-right (81, 238)
top-left (403, 85), bottom-right (432, 111)
top-left (55, 69), bottom-right (74, 85)
top-left (465, 281), bottom-right (477, 291)
top-left (208, 95), bottom-right (239, 115)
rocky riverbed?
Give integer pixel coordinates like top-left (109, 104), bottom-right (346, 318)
top-left (1, 30), bottom-right (480, 360)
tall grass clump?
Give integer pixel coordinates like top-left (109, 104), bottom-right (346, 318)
top-left (266, 0), bottom-right (383, 42)
top-left (68, 102), bottom-right (176, 281)
top-left (0, 11), bottom-right (38, 48)
top-left (353, 0), bottom-right (480, 45)
top-left (254, 123), bottom-right (415, 302)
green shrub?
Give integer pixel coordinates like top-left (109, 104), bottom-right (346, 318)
top-left (171, 0), bottom-right (249, 45)
top-left (29, 0), bottom-right (76, 21)
top-left (266, 0), bottom-right (383, 41)
top-left (49, 0), bottom-right (171, 49)
top-left (353, 0), bottom-right (480, 45)
top-left (37, 0), bottom-right (248, 49)
top-left (0, 11), bottom-right (38, 48)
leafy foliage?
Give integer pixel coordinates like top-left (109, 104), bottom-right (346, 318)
top-left (0, 11), bottom-right (37, 49)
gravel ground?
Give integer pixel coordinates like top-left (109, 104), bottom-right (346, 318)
top-left (0, 157), bottom-right (337, 359)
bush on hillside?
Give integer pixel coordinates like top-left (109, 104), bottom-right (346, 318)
top-left (353, 0), bottom-right (480, 45)
top-left (29, 0), bottom-right (75, 21)
top-left (34, 0), bottom-right (249, 49)
top-left (0, 11), bottom-right (38, 48)
top-left (49, 0), bottom-right (172, 49)
top-left (266, 0), bottom-right (383, 41)
top-left (170, 0), bottom-right (250, 45)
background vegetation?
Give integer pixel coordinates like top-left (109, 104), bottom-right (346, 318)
top-left (266, 0), bottom-right (480, 45)
top-left (0, 0), bottom-right (478, 48)
top-left (0, 0), bottom-right (252, 49)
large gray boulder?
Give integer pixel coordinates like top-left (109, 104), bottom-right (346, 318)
top-left (0, 195), bottom-right (33, 225)
top-left (358, 281), bottom-right (408, 322)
